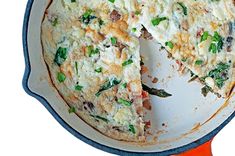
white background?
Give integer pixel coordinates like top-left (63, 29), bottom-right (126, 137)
top-left (0, 1), bottom-right (234, 156)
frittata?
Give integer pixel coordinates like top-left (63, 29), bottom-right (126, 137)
top-left (42, 0), bottom-right (235, 142)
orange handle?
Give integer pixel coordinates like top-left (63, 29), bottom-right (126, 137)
top-left (173, 139), bottom-right (213, 156)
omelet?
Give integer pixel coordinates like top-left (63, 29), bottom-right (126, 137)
top-left (42, 0), bottom-right (235, 142)
top-left (140, 0), bottom-right (235, 97)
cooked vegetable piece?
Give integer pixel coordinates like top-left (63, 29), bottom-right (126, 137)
top-left (117, 98), bottom-right (132, 106)
top-left (201, 85), bottom-right (212, 97)
top-left (96, 78), bottom-right (121, 96)
top-left (140, 27), bottom-right (153, 40)
top-left (142, 84), bottom-right (172, 98)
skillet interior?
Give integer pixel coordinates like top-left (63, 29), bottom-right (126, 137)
top-left (23, 0), bottom-right (235, 155)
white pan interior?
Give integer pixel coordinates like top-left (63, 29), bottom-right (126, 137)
top-left (25, 0), bottom-right (235, 153)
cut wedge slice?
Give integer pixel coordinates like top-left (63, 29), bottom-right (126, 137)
top-left (42, 0), bottom-right (146, 142)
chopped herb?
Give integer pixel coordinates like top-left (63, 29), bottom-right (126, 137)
top-left (135, 11), bottom-right (141, 15)
top-left (200, 31), bottom-right (210, 42)
top-left (213, 31), bottom-right (223, 51)
top-left (142, 84), bottom-right (172, 98)
top-left (195, 60), bottom-right (204, 65)
top-left (165, 41), bottom-right (174, 49)
top-left (199, 76), bottom-right (207, 83)
top-left (57, 72), bottom-right (66, 83)
top-left (129, 125), bottom-right (136, 134)
top-left (122, 59), bottom-right (133, 67)
top-left (54, 47), bottom-right (68, 66)
top-left (177, 2), bottom-right (188, 16)
top-left (111, 37), bottom-right (117, 45)
top-left (208, 62), bottom-right (230, 88)
top-left (108, 0), bottom-right (115, 3)
top-left (95, 67), bottom-right (103, 73)
top-left (68, 107), bottom-right (76, 114)
top-left (87, 46), bottom-right (99, 57)
top-left (117, 98), bottom-right (132, 106)
top-left (86, 46), bottom-right (93, 56)
top-left (71, 0), bottom-right (76, 2)
top-left (91, 115), bottom-right (109, 123)
top-left (83, 9), bottom-right (92, 18)
top-left (181, 58), bottom-right (187, 62)
top-left (98, 19), bottom-right (104, 26)
top-left (213, 31), bottom-right (222, 42)
top-left (132, 28), bottom-right (137, 32)
top-left (217, 39), bottom-right (224, 52)
top-left (140, 57), bottom-right (144, 66)
top-left (51, 17), bottom-right (58, 26)
top-left (209, 43), bottom-right (217, 53)
top-left (209, 31), bottom-right (224, 53)
top-left (75, 85), bottom-right (83, 91)
top-left (122, 83), bottom-right (127, 88)
top-left (93, 48), bottom-right (100, 56)
top-left (75, 61), bottom-right (78, 75)
top-left (151, 17), bottom-right (168, 26)
top-left (81, 9), bottom-right (96, 25)
top-left (188, 75), bottom-right (198, 83)
top-left (95, 78), bottom-right (121, 96)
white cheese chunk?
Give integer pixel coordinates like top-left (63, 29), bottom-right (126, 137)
top-left (205, 77), bottom-right (215, 89)
top-left (114, 108), bottom-right (132, 124)
top-left (198, 38), bottom-right (212, 56)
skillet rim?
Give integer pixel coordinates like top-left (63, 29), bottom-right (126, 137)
top-left (22, 0), bottom-right (235, 155)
